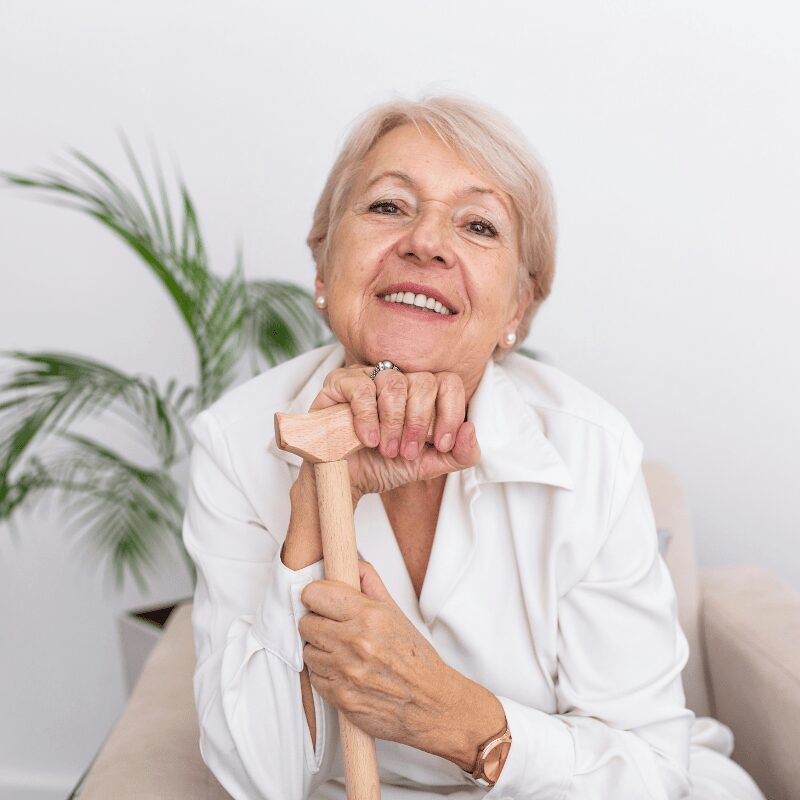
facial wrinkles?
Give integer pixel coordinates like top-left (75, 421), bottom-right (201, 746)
top-left (326, 126), bottom-right (525, 377)
top-left (340, 190), bottom-right (519, 320)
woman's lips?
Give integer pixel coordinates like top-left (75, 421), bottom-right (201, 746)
top-left (377, 283), bottom-right (458, 316)
top-left (378, 293), bottom-right (455, 318)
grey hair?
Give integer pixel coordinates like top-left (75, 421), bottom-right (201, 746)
top-left (306, 94), bottom-right (557, 349)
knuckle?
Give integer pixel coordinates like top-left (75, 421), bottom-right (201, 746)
top-left (382, 371), bottom-right (407, 393)
top-left (343, 659), bottom-right (368, 686)
top-left (380, 396), bottom-right (406, 424)
top-left (352, 380), bottom-right (377, 405)
top-left (352, 635), bottom-right (375, 660)
top-left (411, 372), bottom-right (436, 394)
top-left (438, 371), bottom-right (464, 394)
top-left (403, 420), bottom-right (428, 440)
top-left (324, 367), bottom-right (347, 387)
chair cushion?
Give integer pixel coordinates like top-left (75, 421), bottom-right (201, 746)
top-left (79, 604), bottom-right (232, 799)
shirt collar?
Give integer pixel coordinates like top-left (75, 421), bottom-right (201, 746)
top-left (267, 343), bottom-right (573, 491)
top-left (467, 355), bottom-right (573, 490)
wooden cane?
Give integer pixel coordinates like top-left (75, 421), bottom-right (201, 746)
top-left (274, 403), bottom-right (380, 800)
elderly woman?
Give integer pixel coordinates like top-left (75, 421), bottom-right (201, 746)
top-left (183, 97), bottom-right (766, 799)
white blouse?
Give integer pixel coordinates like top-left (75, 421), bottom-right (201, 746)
top-left (183, 343), bottom-right (764, 800)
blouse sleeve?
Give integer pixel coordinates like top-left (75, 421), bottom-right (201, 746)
top-left (484, 425), bottom-right (694, 800)
top-left (182, 408), bottom-right (342, 800)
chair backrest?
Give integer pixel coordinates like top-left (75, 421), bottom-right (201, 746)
top-left (643, 462), bottom-right (711, 718)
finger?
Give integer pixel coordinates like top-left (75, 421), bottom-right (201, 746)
top-left (374, 369), bottom-right (408, 458)
top-left (448, 420), bottom-right (481, 468)
top-left (300, 579), bottom-right (362, 622)
top-left (309, 367), bottom-right (352, 410)
top-left (303, 642), bottom-right (337, 678)
top-left (310, 367), bottom-right (379, 448)
top-left (400, 372), bottom-right (437, 460)
top-left (432, 373), bottom-right (466, 452)
top-left (298, 612), bottom-right (337, 652)
top-left (307, 668), bottom-right (336, 703)
top-left (417, 420), bottom-right (480, 479)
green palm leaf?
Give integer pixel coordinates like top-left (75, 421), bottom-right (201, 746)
top-left (1, 139), bottom-right (325, 591)
top-left (4, 431), bottom-right (190, 591)
top-left (246, 280), bottom-right (327, 370)
top-left (1, 140), bottom-right (246, 409)
top-left (0, 351), bottom-right (191, 477)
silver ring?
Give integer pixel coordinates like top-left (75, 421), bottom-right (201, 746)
top-left (369, 360), bottom-right (400, 381)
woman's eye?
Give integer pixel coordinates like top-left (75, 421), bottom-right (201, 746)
top-left (369, 200), bottom-right (401, 214)
top-left (467, 218), bottom-right (498, 237)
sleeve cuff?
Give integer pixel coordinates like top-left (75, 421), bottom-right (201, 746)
top-left (483, 695), bottom-right (575, 800)
top-left (251, 546), bottom-right (325, 672)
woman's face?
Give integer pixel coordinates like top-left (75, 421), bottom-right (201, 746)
top-left (318, 122), bottom-right (531, 399)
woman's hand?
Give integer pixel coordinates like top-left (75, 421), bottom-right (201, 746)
top-left (309, 364), bottom-right (481, 502)
top-left (299, 559), bottom-right (467, 751)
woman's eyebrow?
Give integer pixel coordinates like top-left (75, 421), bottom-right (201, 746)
top-left (461, 185), bottom-right (511, 217)
top-left (365, 170), bottom-right (414, 190)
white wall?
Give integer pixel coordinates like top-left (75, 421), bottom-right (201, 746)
top-left (1, 0), bottom-right (798, 794)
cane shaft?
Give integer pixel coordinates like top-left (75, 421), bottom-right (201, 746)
top-left (313, 460), bottom-right (381, 800)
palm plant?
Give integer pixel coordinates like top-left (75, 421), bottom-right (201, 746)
top-left (0, 138), bottom-right (326, 591)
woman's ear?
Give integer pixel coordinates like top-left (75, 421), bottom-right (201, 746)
top-left (508, 281), bottom-right (533, 330)
top-left (314, 271), bottom-right (325, 297)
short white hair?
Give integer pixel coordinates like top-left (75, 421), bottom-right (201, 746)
top-left (307, 94), bottom-right (557, 347)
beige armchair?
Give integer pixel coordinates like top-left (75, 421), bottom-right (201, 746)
top-left (76, 464), bottom-right (800, 799)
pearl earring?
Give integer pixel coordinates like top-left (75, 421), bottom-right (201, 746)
top-left (504, 331), bottom-right (517, 346)
top-left (314, 295), bottom-right (327, 310)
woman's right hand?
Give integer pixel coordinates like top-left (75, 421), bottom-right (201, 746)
top-left (308, 364), bottom-right (481, 503)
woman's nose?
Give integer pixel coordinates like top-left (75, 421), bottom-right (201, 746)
top-left (395, 205), bottom-right (455, 268)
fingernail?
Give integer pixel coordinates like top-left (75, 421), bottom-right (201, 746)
top-left (368, 429), bottom-right (379, 447)
top-left (439, 433), bottom-right (453, 451)
top-left (386, 439), bottom-right (400, 458)
top-left (403, 441), bottom-right (419, 460)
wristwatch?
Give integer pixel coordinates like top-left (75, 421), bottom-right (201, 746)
top-left (466, 724), bottom-right (512, 787)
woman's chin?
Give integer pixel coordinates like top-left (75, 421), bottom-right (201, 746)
top-left (349, 331), bottom-right (452, 373)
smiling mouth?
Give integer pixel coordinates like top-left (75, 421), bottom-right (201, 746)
top-left (379, 290), bottom-right (455, 316)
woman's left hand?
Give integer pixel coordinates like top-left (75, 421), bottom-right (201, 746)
top-left (298, 559), bottom-right (457, 749)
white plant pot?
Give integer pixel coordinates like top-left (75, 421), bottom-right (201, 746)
top-left (116, 598), bottom-right (191, 692)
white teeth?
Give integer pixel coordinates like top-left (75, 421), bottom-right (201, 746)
top-left (384, 291), bottom-right (453, 315)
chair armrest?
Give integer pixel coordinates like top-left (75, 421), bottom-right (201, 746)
top-left (79, 603), bottom-right (231, 800)
top-left (701, 565), bottom-right (800, 800)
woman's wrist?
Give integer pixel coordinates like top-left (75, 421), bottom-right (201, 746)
top-left (419, 667), bottom-right (508, 775)
top-left (282, 463), bottom-right (323, 569)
